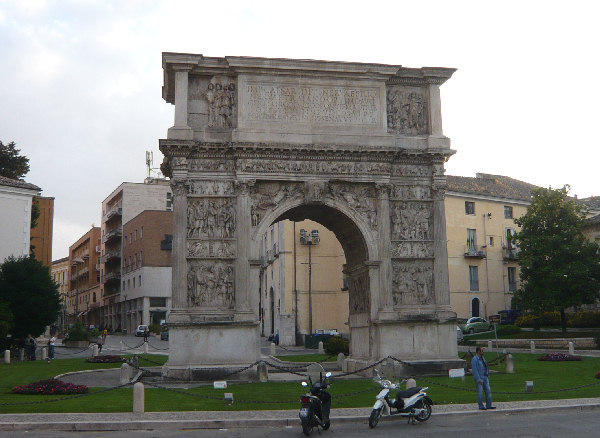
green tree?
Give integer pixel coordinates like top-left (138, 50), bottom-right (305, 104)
top-left (0, 256), bottom-right (61, 338)
top-left (513, 186), bottom-right (600, 332)
top-left (0, 141), bottom-right (30, 179)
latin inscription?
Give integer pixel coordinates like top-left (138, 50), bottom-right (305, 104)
top-left (244, 83), bottom-right (380, 126)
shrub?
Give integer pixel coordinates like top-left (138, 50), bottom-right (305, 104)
top-left (496, 324), bottom-right (521, 336)
top-left (538, 353), bottom-right (582, 361)
top-left (65, 322), bottom-right (91, 342)
top-left (516, 312), bottom-right (561, 328)
top-left (149, 324), bottom-right (161, 335)
top-left (567, 311), bottom-right (600, 328)
top-left (324, 336), bottom-right (349, 356)
top-left (86, 355), bottom-right (125, 363)
top-left (12, 379), bottom-right (88, 395)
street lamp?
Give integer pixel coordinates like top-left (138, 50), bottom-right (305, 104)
top-left (299, 229), bottom-right (320, 335)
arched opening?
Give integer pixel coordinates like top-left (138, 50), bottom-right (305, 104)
top-left (471, 297), bottom-right (480, 317)
top-left (253, 202), bottom-right (373, 358)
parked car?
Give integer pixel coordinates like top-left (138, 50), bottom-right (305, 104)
top-left (461, 317), bottom-right (491, 334)
top-left (456, 326), bottom-right (464, 343)
top-left (160, 326), bottom-right (169, 341)
top-left (135, 325), bottom-right (148, 337)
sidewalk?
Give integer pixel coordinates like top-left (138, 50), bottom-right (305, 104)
top-left (1, 398), bottom-right (599, 431)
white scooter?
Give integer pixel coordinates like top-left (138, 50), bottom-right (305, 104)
top-left (368, 369), bottom-right (433, 428)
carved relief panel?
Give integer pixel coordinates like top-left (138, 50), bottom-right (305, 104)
top-left (392, 260), bottom-right (434, 306)
top-left (390, 184), bottom-right (432, 201)
top-left (187, 198), bottom-right (236, 239)
top-left (187, 260), bottom-right (235, 308)
top-left (189, 180), bottom-right (235, 196)
top-left (187, 240), bottom-right (236, 259)
top-left (249, 181), bottom-right (304, 227)
top-left (386, 86), bottom-right (428, 135)
top-left (348, 270), bottom-right (370, 314)
top-left (390, 201), bottom-right (432, 241)
top-left (328, 182), bottom-right (378, 229)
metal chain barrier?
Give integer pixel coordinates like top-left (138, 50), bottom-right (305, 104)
top-left (53, 345), bottom-right (93, 356)
top-left (121, 339), bottom-right (146, 350)
top-left (148, 343), bottom-right (169, 351)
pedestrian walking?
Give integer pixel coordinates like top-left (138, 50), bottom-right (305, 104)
top-left (102, 328), bottom-right (108, 343)
top-left (97, 334), bottom-right (103, 353)
top-left (27, 334), bottom-right (36, 361)
top-left (472, 346), bottom-right (495, 410)
top-left (143, 328), bottom-right (149, 343)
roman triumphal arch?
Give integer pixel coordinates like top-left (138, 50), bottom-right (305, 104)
top-left (159, 53), bottom-right (461, 379)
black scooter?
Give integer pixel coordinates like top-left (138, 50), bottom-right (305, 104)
top-left (299, 363), bottom-right (332, 436)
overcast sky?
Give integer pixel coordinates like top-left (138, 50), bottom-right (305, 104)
top-left (1, 0), bottom-right (598, 260)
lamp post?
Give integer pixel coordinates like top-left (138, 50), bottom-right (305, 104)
top-left (299, 229), bottom-right (320, 335)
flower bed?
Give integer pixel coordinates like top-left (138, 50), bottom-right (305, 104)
top-left (12, 379), bottom-right (88, 395)
top-left (86, 355), bottom-right (125, 363)
top-left (538, 353), bottom-right (582, 361)
top-left (595, 371), bottom-right (600, 379)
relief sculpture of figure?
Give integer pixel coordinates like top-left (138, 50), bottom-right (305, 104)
top-left (187, 199), bottom-right (236, 239)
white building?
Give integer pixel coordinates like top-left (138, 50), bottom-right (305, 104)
top-left (0, 176), bottom-right (41, 263)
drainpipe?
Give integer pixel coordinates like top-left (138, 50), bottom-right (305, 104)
top-left (483, 213), bottom-right (491, 317)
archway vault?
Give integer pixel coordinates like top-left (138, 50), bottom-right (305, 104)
top-left (158, 53), bottom-right (463, 378)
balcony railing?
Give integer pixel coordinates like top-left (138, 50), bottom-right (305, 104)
top-left (102, 271), bottom-right (121, 284)
top-left (103, 206), bottom-right (122, 222)
top-left (464, 245), bottom-right (486, 258)
top-left (102, 228), bottom-right (122, 243)
top-left (503, 247), bottom-right (519, 261)
top-left (101, 250), bottom-right (121, 264)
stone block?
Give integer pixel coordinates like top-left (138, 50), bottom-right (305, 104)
top-left (505, 354), bottom-right (514, 374)
top-left (318, 341), bottom-right (324, 354)
top-left (120, 363), bottom-right (132, 385)
top-left (4, 350), bottom-right (9, 364)
top-left (133, 382), bottom-right (144, 413)
top-left (257, 362), bottom-right (268, 382)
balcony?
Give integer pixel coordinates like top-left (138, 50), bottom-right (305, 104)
top-left (102, 271), bottom-right (121, 284)
top-left (101, 250), bottom-right (121, 264)
top-left (103, 206), bottom-right (123, 223)
top-left (503, 247), bottom-right (519, 261)
top-left (102, 228), bottom-right (122, 244)
top-left (464, 245), bottom-right (486, 258)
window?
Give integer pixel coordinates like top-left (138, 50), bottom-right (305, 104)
top-left (134, 230), bottom-right (137, 241)
top-left (150, 297), bottom-right (166, 307)
top-left (505, 228), bottom-right (516, 249)
top-left (167, 192), bottom-right (172, 200)
top-left (489, 236), bottom-right (494, 246)
top-left (471, 298), bottom-right (480, 317)
top-left (133, 277), bottom-right (136, 288)
top-left (123, 281), bottom-right (125, 290)
top-left (127, 279), bottom-right (130, 289)
top-left (465, 201), bottom-right (475, 215)
top-left (504, 206), bottom-right (513, 219)
top-left (469, 266), bottom-right (479, 291)
top-left (467, 229), bottom-right (477, 252)
top-left (139, 275), bottom-right (142, 287)
top-left (140, 226), bottom-right (143, 238)
top-left (508, 267), bottom-right (517, 292)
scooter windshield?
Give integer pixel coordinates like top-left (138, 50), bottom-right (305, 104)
top-left (306, 362), bottom-right (326, 386)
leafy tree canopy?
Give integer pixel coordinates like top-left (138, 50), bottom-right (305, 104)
top-left (0, 256), bottom-right (61, 338)
top-left (0, 140), bottom-right (30, 180)
top-left (513, 186), bottom-right (600, 331)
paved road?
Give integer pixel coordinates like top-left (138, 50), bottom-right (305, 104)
top-left (4, 408), bottom-right (599, 438)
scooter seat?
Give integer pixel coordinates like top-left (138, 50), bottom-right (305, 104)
top-left (396, 387), bottom-right (421, 398)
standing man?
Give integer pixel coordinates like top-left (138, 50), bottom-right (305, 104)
top-left (471, 346), bottom-right (496, 410)
top-left (48, 334), bottom-right (56, 360)
top-left (143, 327), bottom-right (149, 343)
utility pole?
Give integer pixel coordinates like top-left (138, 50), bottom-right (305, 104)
top-left (300, 229), bottom-right (320, 335)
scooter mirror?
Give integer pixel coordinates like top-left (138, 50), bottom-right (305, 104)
top-left (325, 372), bottom-right (332, 378)
top-left (301, 381), bottom-right (308, 387)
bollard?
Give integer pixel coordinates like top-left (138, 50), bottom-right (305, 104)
top-left (4, 349), bottom-right (10, 364)
top-left (405, 378), bottom-right (416, 389)
top-left (41, 347), bottom-right (47, 361)
top-left (18, 348), bottom-right (24, 362)
top-left (385, 357), bottom-right (395, 379)
top-left (144, 342), bottom-right (149, 354)
top-left (120, 363), bottom-right (131, 385)
top-left (257, 362), bottom-right (268, 382)
top-left (505, 354), bottom-right (514, 374)
top-left (120, 340), bottom-right (124, 351)
top-left (133, 382), bottom-right (144, 413)
top-left (530, 340), bottom-right (535, 353)
top-left (487, 340), bottom-right (493, 351)
top-left (337, 352), bottom-right (345, 369)
top-left (270, 342), bottom-right (276, 356)
top-left (92, 344), bottom-right (99, 357)
top-left (568, 341), bottom-right (574, 355)
top-left (318, 341), bottom-right (324, 354)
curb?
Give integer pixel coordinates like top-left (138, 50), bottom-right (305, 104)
top-left (1, 402), bottom-right (599, 431)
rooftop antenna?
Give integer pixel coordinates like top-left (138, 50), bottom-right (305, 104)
top-left (145, 151), bottom-right (163, 179)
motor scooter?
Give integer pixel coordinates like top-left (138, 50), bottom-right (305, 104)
top-left (299, 363), bottom-right (333, 436)
top-left (368, 369), bottom-right (433, 428)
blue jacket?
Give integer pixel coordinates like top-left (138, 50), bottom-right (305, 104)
top-left (471, 354), bottom-right (490, 382)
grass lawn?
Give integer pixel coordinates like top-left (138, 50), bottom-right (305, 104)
top-left (1, 353), bottom-right (599, 413)
top-left (275, 354), bottom-right (338, 363)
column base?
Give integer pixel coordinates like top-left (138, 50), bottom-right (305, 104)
top-left (167, 125), bottom-right (194, 140)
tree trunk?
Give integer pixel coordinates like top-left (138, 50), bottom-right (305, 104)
top-left (560, 308), bottom-right (567, 333)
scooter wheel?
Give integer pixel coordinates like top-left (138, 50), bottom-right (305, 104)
top-left (322, 420), bottom-right (330, 430)
top-left (414, 400), bottom-right (432, 422)
top-left (301, 419), bottom-right (313, 436)
top-left (368, 408), bottom-right (382, 428)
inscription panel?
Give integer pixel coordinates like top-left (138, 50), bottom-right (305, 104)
top-left (240, 81), bottom-right (383, 128)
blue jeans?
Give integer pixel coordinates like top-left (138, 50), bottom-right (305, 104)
top-left (476, 376), bottom-right (492, 408)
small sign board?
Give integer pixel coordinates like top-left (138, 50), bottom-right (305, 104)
top-left (489, 315), bottom-right (500, 324)
top-left (213, 381), bottom-right (227, 389)
top-left (448, 368), bottom-right (465, 378)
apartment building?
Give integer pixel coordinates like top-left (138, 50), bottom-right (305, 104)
top-left (30, 195), bottom-right (54, 267)
top-left (51, 256), bottom-right (70, 330)
top-left (0, 175), bottom-right (41, 263)
top-left (67, 227), bottom-right (101, 326)
top-left (118, 210), bottom-right (173, 333)
top-left (261, 219), bottom-right (347, 345)
top-left (100, 178), bottom-right (172, 331)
